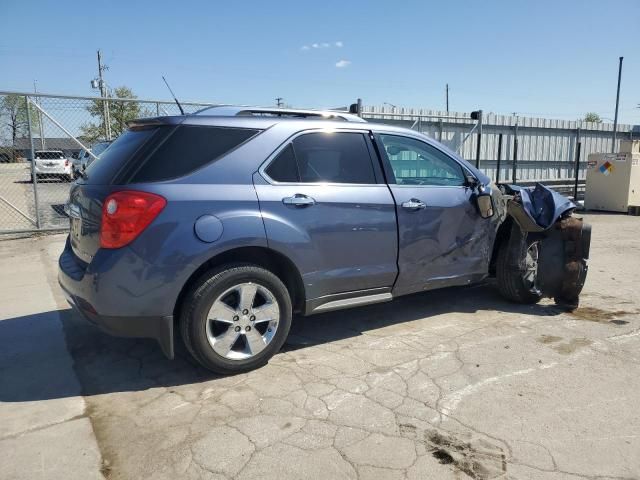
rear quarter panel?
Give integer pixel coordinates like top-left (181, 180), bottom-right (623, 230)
top-left (121, 183), bottom-right (268, 316)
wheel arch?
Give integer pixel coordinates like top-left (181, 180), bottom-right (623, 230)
top-left (173, 246), bottom-right (306, 321)
top-left (488, 215), bottom-right (514, 277)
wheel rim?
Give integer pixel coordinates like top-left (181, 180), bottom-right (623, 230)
top-left (523, 241), bottom-right (540, 290)
top-left (206, 282), bottom-right (280, 360)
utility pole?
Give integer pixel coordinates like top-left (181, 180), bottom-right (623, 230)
top-left (612, 56), bottom-right (623, 153)
top-left (446, 84), bottom-right (449, 113)
top-left (276, 97), bottom-right (284, 108)
top-left (33, 80), bottom-right (45, 149)
top-left (97, 50), bottom-right (112, 140)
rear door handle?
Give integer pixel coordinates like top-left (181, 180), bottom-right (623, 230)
top-left (283, 194), bottom-right (316, 207)
top-left (401, 198), bottom-right (426, 210)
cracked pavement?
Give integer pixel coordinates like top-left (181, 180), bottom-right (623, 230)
top-left (2, 212), bottom-right (640, 479)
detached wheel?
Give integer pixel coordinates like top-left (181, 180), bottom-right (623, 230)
top-left (180, 264), bottom-right (292, 374)
top-left (496, 239), bottom-right (543, 304)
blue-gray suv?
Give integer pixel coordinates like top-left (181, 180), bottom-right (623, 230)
top-left (59, 107), bottom-right (590, 373)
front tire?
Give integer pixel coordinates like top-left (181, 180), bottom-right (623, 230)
top-left (180, 264), bottom-right (292, 374)
top-left (496, 238), bottom-right (543, 304)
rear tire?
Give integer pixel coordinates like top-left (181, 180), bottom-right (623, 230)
top-left (496, 238), bottom-right (543, 304)
top-left (180, 264), bottom-right (292, 374)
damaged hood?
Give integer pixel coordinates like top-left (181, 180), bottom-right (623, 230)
top-left (504, 183), bottom-right (576, 232)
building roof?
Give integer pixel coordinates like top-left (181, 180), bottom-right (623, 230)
top-left (13, 137), bottom-right (82, 150)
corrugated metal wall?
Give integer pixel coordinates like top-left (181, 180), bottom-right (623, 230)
top-left (362, 106), bottom-right (634, 183)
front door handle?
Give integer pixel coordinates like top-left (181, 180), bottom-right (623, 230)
top-left (283, 194), bottom-right (316, 207)
top-left (401, 198), bottom-right (426, 210)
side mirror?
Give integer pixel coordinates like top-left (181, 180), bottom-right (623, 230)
top-left (477, 193), bottom-right (494, 219)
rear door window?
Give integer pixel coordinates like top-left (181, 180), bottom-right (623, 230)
top-left (264, 132), bottom-right (377, 184)
top-left (293, 132), bottom-right (376, 184)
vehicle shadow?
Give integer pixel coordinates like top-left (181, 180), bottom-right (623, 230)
top-left (0, 282), bottom-right (565, 403)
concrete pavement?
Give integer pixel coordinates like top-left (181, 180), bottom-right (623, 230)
top-left (0, 235), bottom-right (102, 479)
top-left (1, 213), bottom-right (639, 479)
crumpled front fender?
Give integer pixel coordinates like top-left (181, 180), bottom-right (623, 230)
top-left (503, 183), bottom-right (576, 232)
top-left (501, 183), bottom-right (591, 309)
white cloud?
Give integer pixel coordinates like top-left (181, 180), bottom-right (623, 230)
top-left (335, 59), bottom-right (351, 68)
top-left (301, 41), bottom-right (344, 51)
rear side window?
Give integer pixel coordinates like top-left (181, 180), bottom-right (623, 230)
top-left (129, 125), bottom-right (259, 183)
top-left (265, 132), bottom-right (376, 184)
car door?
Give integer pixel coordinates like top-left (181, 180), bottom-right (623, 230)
top-left (254, 130), bottom-right (398, 304)
top-left (374, 133), bottom-right (493, 296)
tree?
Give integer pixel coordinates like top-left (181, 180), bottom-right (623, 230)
top-left (583, 112), bottom-right (602, 123)
top-left (80, 86), bottom-right (148, 142)
top-left (0, 94), bottom-right (40, 158)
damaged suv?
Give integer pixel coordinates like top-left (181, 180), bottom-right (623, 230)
top-left (59, 107), bottom-right (590, 373)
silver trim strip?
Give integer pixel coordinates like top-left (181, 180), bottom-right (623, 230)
top-left (312, 292), bottom-right (393, 313)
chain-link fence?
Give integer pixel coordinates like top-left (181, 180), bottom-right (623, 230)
top-left (0, 91), bottom-right (635, 234)
top-left (0, 91), bottom-right (215, 233)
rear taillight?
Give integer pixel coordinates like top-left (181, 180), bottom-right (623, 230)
top-left (100, 191), bottom-right (166, 249)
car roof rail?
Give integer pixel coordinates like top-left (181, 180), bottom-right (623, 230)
top-left (194, 105), bottom-right (367, 123)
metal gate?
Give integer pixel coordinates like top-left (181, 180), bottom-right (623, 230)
top-left (0, 91), bottom-right (215, 234)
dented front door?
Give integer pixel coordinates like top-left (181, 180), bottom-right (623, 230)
top-left (391, 184), bottom-right (492, 295)
top-left (374, 133), bottom-right (494, 297)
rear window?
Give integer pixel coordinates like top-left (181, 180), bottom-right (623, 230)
top-left (128, 125), bottom-right (259, 183)
top-left (84, 125), bottom-right (259, 184)
top-left (84, 129), bottom-right (156, 184)
top-left (36, 151), bottom-right (64, 159)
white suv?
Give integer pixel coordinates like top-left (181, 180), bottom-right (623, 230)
top-left (33, 150), bottom-right (73, 182)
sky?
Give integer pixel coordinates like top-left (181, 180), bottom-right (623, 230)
top-left (1, 0), bottom-right (639, 124)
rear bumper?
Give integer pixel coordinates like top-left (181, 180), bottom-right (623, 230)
top-left (58, 238), bottom-right (175, 358)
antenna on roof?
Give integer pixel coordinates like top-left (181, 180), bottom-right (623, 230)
top-left (161, 76), bottom-right (185, 115)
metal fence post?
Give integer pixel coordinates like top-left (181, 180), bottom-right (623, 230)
top-left (573, 127), bottom-right (581, 201)
top-left (475, 110), bottom-right (483, 168)
top-left (496, 133), bottom-right (503, 183)
top-left (512, 120), bottom-right (519, 183)
top-left (25, 96), bottom-right (41, 229)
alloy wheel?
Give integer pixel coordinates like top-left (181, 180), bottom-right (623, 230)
top-left (205, 282), bottom-right (280, 360)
